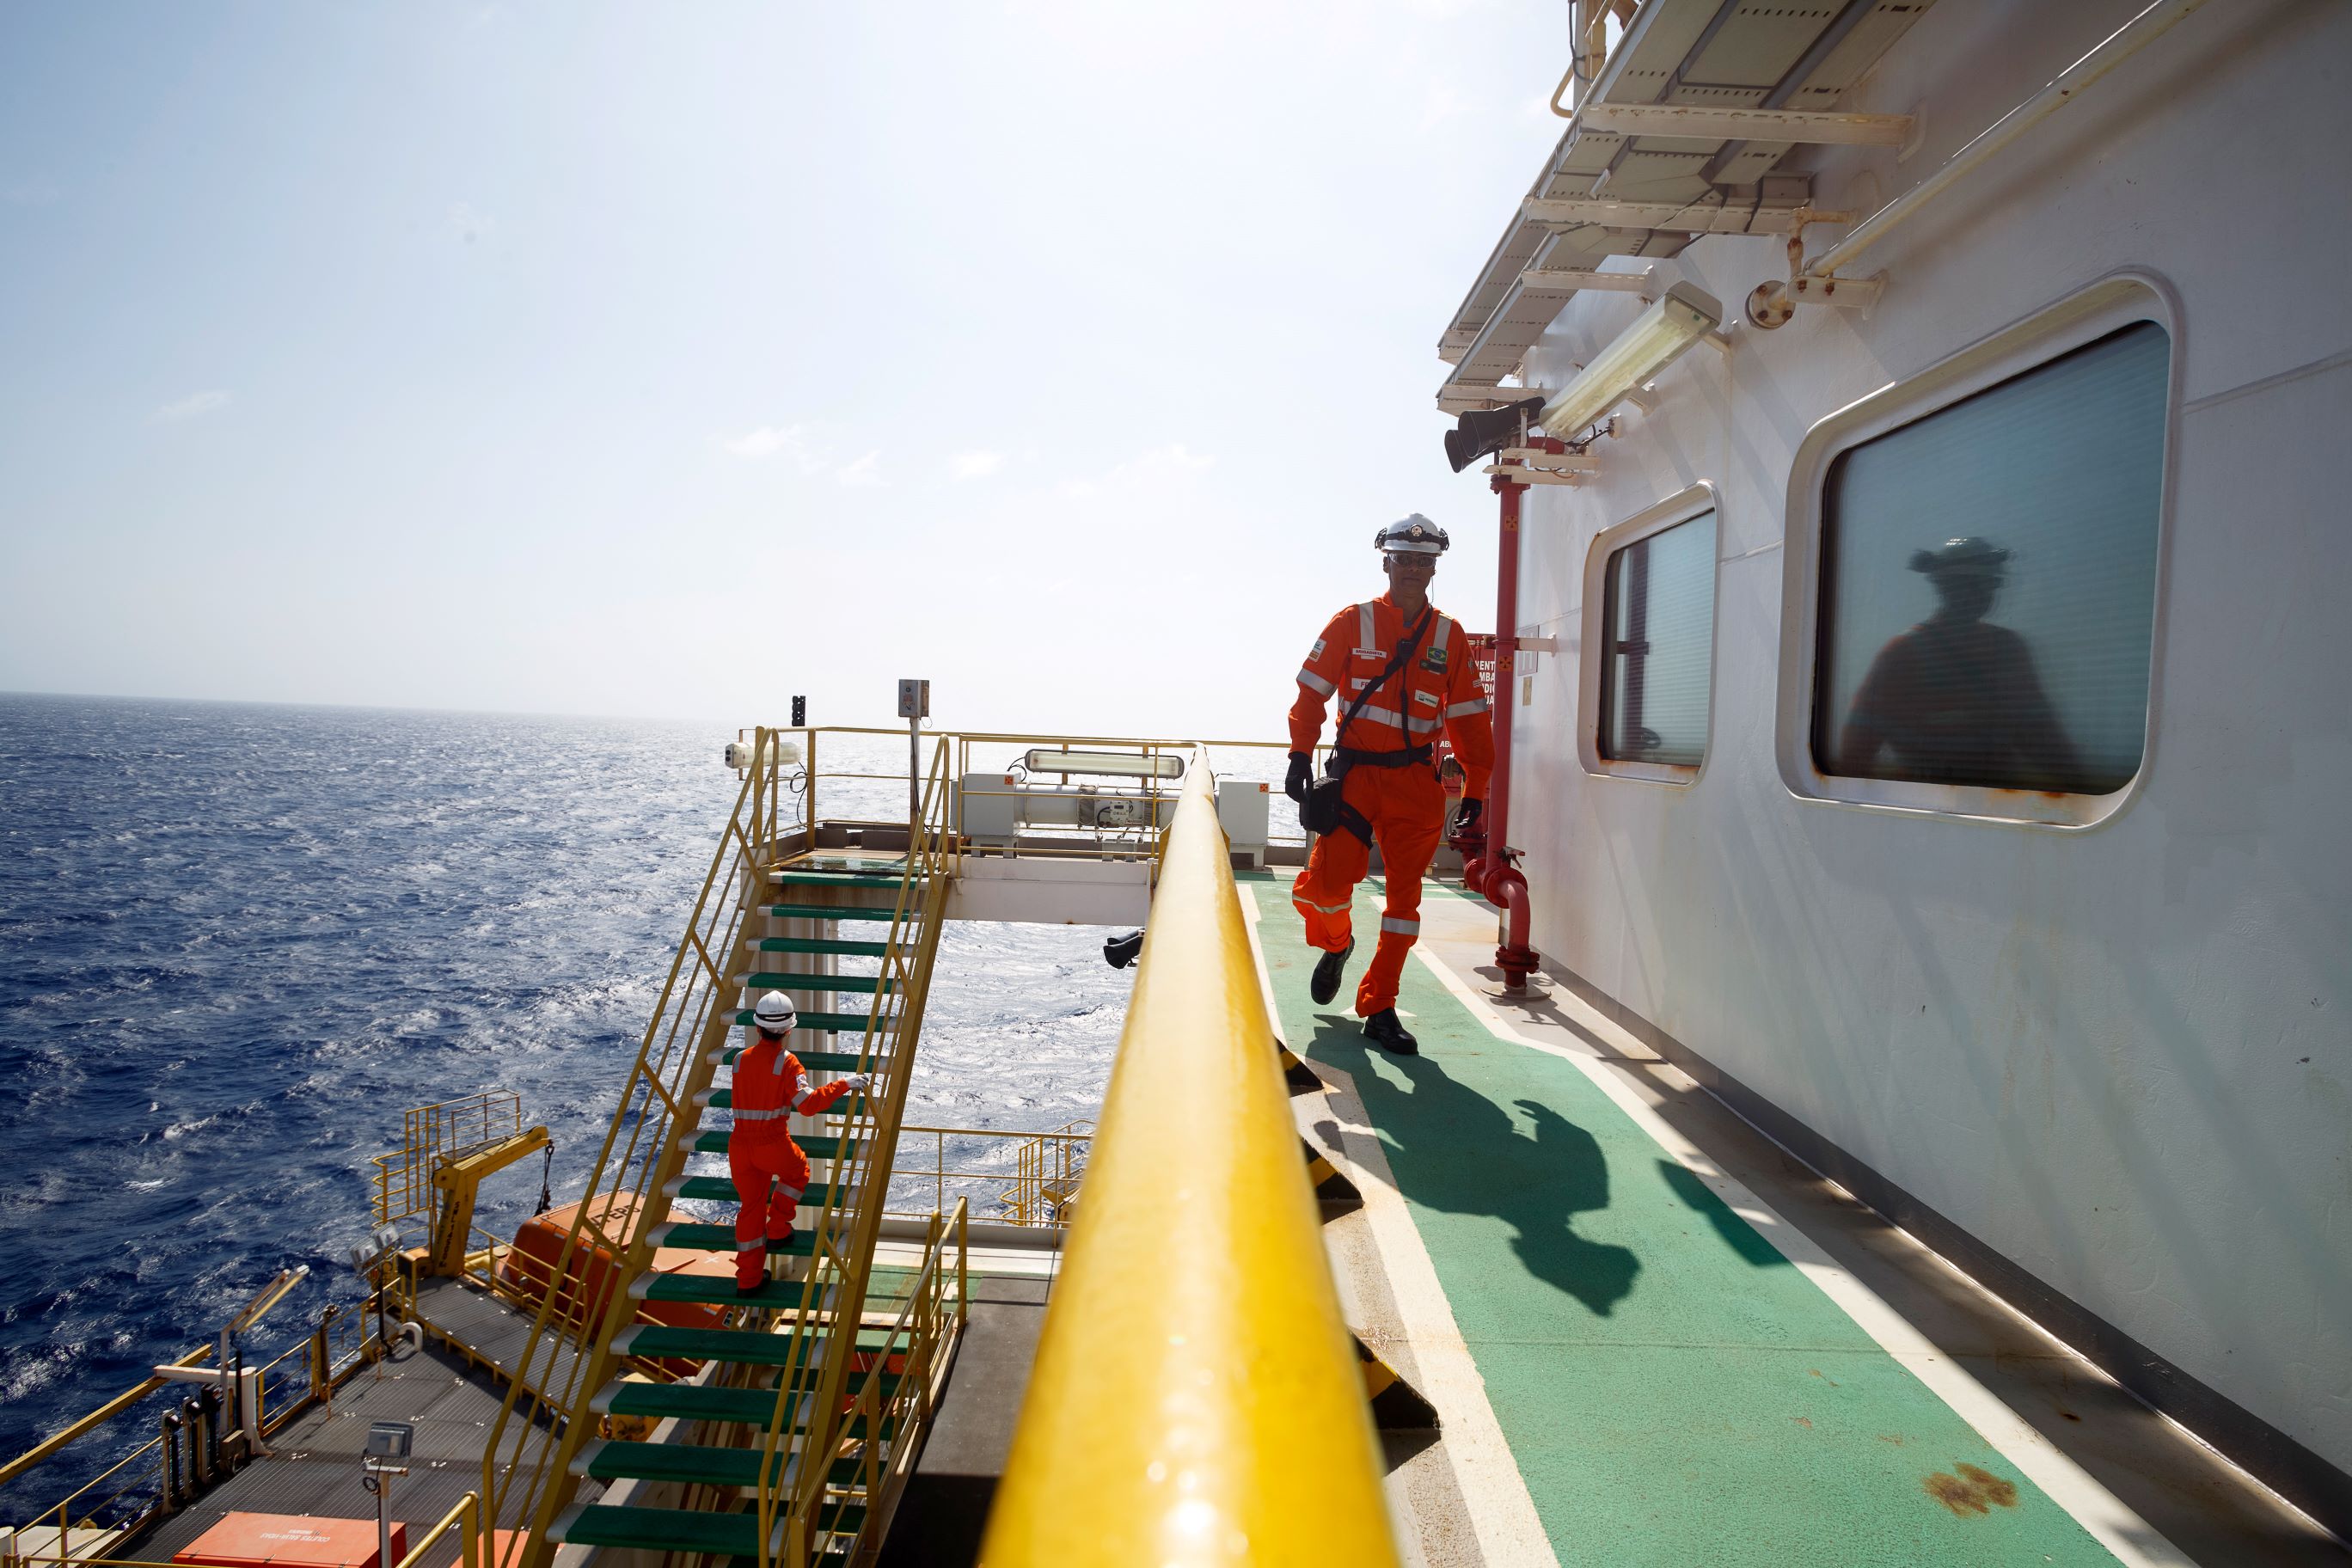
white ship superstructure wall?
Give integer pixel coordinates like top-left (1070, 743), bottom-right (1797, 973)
top-left (1509, 0), bottom-right (2349, 1518)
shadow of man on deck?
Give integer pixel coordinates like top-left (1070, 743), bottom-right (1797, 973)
top-left (1314, 1020), bottom-right (1640, 1317)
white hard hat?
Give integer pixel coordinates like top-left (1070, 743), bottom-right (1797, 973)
top-left (1375, 514), bottom-right (1449, 555)
top-left (752, 993), bottom-right (797, 1034)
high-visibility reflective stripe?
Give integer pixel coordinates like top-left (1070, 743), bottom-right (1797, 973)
top-left (735, 1106), bottom-right (786, 1122)
top-left (1298, 667), bottom-right (1335, 696)
top-left (1295, 897), bottom-right (1352, 916)
top-left (1357, 705), bottom-right (1406, 727)
top-left (1380, 916), bottom-right (1420, 936)
top-left (775, 1184), bottom-right (804, 1202)
top-left (1406, 715), bottom-right (1443, 734)
top-left (1445, 697), bottom-right (1489, 718)
top-left (771, 1049), bottom-right (791, 1075)
top-left (736, 1237), bottom-right (765, 1253)
top-left (1432, 616), bottom-right (1453, 657)
top-left (1357, 603), bottom-right (1375, 648)
top-left (789, 1086), bottom-right (818, 1111)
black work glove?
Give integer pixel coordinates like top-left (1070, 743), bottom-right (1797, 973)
top-left (1284, 750), bottom-right (1314, 805)
top-left (1454, 797), bottom-right (1484, 833)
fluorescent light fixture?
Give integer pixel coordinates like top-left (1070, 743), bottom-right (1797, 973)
top-left (1539, 281), bottom-right (1722, 438)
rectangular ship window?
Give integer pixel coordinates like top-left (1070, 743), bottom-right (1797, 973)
top-left (1599, 508), bottom-right (1718, 768)
top-left (1813, 322), bottom-right (2169, 795)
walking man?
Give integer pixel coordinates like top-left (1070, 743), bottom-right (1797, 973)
top-left (730, 992), bottom-right (869, 1294)
top-left (1285, 515), bottom-right (1494, 1054)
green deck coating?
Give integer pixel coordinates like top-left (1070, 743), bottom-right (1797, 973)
top-left (1252, 877), bottom-right (2118, 1567)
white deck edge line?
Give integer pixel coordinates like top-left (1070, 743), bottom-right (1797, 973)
top-left (1410, 940), bottom-right (2196, 1568)
top-left (1240, 883), bottom-right (1563, 1568)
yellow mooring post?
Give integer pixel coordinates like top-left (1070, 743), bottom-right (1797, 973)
top-left (977, 757), bottom-right (1400, 1567)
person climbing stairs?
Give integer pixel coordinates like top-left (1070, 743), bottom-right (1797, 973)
top-left (482, 833), bottom-right (953, 1568)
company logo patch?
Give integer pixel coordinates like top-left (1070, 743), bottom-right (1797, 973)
top-left (1419, 645), bottom-right (1449, 672)
top-left (1308, 637), bottom-right (1326, 660)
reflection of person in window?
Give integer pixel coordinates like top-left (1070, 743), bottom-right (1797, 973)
top-left (1837, 536), bottom-right (2082, 790)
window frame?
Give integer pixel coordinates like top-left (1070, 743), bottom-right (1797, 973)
top-left (1579, 482), bottom-right (1722, 787)
top-left (1775, 273), bottom-right (2181, 830)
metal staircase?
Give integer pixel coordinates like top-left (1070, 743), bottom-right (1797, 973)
top-left (477, 733), bottom-right (959, 1568)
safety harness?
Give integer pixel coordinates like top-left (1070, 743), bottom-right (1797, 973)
top-left (1308, 604), bottom-right (1435, 847)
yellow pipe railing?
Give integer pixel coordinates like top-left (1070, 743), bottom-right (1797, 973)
top-left (394, 1491), bottom-right (481, 1568)
top-left (978, 756), bottom-right (1400, 1566)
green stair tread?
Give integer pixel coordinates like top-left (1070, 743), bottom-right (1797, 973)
top-left (554, 1501), bottom-right (867, 1557)
top-left (692, 1131), bottom-right (856, 1157)
top-left (769, 870), bottom-right (916, 888)
top-left (641, 1271), bottom-right (830, 1308)
top-left (621, 1323), bottom-right (906, 1365)
top-left (741, 971), bottom-right (892, 993)
top-left (553, 1506), bottom-right (762, 1557)
top-left (593, 1374), bottom-right (910, 1436)
top-left (672, 1175), bottom-right (837, 1204)
top-left (762, 903), bottom-right (901, 921)
top-left (729, 1009), bottom-right (872, 1032)
top-left (751, 937), bottom-right (890, 958)
top-left (671, 1174), bottom-right (836, 1206)
top-left (586, 1441), bottom-right (903, 1489)
top-left (585, 1441), bottom-right (790, 1487)
top-left (603, 1381), bottom-right (792, 1424)
top-left (653, 1223), bottom-right (818, 1259)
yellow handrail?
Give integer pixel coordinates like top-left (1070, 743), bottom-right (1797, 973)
top-left (393, 1491), bottom-right (481, 1568)
top-left (0, 1345), bottom-right (212, 1490)
top-left (978, 756), bottom-right (1399, 1566)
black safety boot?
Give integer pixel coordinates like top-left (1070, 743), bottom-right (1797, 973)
top-left (1310, 938), bottom-right (1355, 1006)
top-left (1363, 1008), bottom-right (1418, 1056)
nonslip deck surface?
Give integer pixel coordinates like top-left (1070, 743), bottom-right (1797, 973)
top-left (1252, 876), bottom-right (2118, 1567)
top-left (126, 1341), bottom-right (578, 1565)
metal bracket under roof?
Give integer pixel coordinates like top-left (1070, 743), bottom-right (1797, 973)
top-left (1521, 196), bottom-right (1848, 234)
top-left (1435, 0), bottom-right (1940, 413)
top-left (1574, 102), bottom-right (1914, 147)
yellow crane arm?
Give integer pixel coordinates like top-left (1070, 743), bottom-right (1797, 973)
top-left (428, 1127), bottom-right (552, 1277)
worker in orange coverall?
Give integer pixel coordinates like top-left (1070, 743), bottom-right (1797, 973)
top-left (1285, 514), bottom-right (1494, 1054)
top-left (732, 992), bottom-right (869, 1294)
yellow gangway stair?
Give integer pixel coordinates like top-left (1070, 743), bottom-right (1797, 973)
top-left (475, 732), bottom-right (958, 1568)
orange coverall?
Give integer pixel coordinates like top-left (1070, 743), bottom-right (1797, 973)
top-left (729, 1034), bottom-right (855, 1289)
top-left (1289, 593), bottom-right (1495, 1016)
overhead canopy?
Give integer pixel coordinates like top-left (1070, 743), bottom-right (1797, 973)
top-left (1437, 0), bottom-right (1939, 411)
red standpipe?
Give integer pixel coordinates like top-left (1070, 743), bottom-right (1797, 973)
top-left (1461, 456), bottom-right (1542, 993)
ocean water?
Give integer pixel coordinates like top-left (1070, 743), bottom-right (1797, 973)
top-left (0, 694), bottom-right (1135, 1510)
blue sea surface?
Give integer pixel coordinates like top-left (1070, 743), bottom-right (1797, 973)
top-left (0, 694), bottom-right (1130, 1511)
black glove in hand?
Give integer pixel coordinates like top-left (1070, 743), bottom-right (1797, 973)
top-left (1284, 751), bottom-right (1314, 805)
top-left (1455, 797), bottom-right (1484, 834)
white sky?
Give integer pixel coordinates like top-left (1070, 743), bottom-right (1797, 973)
top-left (0, 2), bottom-right (1570, 739)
